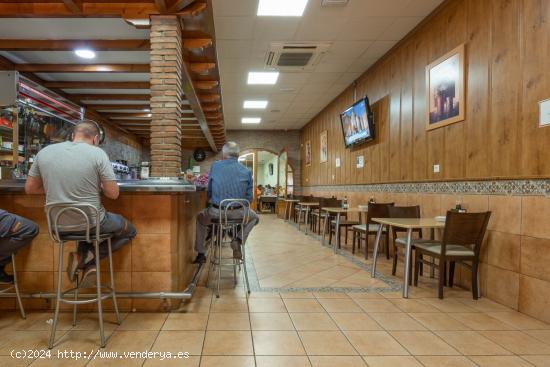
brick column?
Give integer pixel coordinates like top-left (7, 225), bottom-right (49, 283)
top-left (149, 15), bottom-right (183, 177)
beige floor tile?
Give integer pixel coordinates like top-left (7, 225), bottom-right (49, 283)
top-left (249, 313), bottom-right (294, 330)
top-left (318, 298), bottom-right (363, 313)
top-left (468, 356), bottom-right (534, 367)
top-left (51, 330), bottom-right (114, 354)
top-left (256, 356), bottom-right (312, 367)
top-left (521, 355), bottom-right (550, 367)
top-left (347, 292), bottom-right (384, 299)
top-left (388, 299), bottom-right (440, 313)
top-left (150, 330), bottom-right (204, 355)
top-left (210, 298), bottom-right (249, 313)
top-left (206, 312), bottom-right (250, 330)
top-left (117, 313), bottom-right (167, 331)
top-left (448, 313), bottom-right (516, 331)
top-left (435, 331), bottom-right (512, 355)
top-left (280, 292), bottom-right (315, 299)
top-left (390, 331), bottom-right (459, 355)
top-left (309, 356), bottom-right (367, 366)
top-left (143, 356), bottom-right (200, 367)
top-left (248, 298), bottom-right (287, 312)
top-left (369, 313), bottom-right (426, 331)
top-left (253, 330), bottom-right (306, 355)
top-left (409, 313), bottom-right (471, 331)
top-left (487, 312), bottom-right (550, 330)
top-left (177, 298), bottom-right (211, 313)
top-left (290, 313), bottom-right (338, 331)
top-left (103, 330), bottom-right (158, 352)
top-left (362, 356), bottom-right (423, 367)
top-left (202, 330), bottom-right (253, 355)
top-left (0, 331), bottom-right (61, 355)
top-left (0, 312), bottom-right (52, 331)
top-left (420, 298), bottom-right (479, 313)
top-left (248, 291), bottom-right (281, 299)
top-left (344, 331), bottom-right (409, 356)
top-left (0, 356), bottom-right (33, 367)
top-left (70, 312), bottom-right (126, 332)
top-left (329, 313), bottom-right (383, 331)
top-left (313, 292), bottom-right (350, 299)
top-left (199, 356), bottom-right (255, 367)
top-left (353, 299), bottom-right (401, 313)
top-left (284, 299), bottom-right (325, 313)
top-left (480, 331), bottom-right (550, 355)
top-left (415, 356), bottom-right (478, 367)
top-left (525, 330), bottom-right (550, 346)
top-left (162, 313), bottom-right (208, 331)
top-left (29, 356), bottom-right (87, 367)
top-left (299, 331), bottom-right (357, 356)
top-left (456, 298), bottom-right (512, 312)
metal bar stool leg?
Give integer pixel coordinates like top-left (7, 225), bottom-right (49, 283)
top-left (49, 241), bottom-right (65, 349)
top-left (216, 223), bottom-right (222, 298)
top-left (107, 238), bottom-right (121, 324)
top-left (94, 240), bottom-right (106, 348)
top-left (72, 278), bottom-right (79, 326)
top-left (11, 254), bottom-right (25, 319)
top-left (241, 228), bottom-right (250, 294)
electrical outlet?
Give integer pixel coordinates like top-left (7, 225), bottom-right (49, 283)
top-left (433, 164), bottom-right (440, 173)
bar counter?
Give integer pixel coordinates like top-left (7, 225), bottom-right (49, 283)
top-left (0, 179), bottom-right (207, 312)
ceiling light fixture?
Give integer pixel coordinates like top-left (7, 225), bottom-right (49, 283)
top-left (242, 117), bottom-right (261, 124)
top-left (247, 71), bottom-right (279, 85)
top-left (244, 100), bottom-right (268, 109)
top-left (74, 49), bottom-right (96, 59)
top-left (257, 0), bottom-right (309, 16)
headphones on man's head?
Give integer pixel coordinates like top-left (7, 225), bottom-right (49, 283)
top-left (70, 119), bottom-right (106, 145)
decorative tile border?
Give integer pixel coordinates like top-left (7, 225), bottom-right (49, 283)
top-left (304, 179), bottom-right (549, 197)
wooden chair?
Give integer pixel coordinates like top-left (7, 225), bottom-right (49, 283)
top-left (311, 197), bottom-right (340, 234)
top-left (352, 202), bottom-right (394, 259)
top-left (388, 206), bottom-right (424, 276)
top-left (413, 211), bottom-right (491, 299)
top-left (351, 205), bottom-right (368, 254)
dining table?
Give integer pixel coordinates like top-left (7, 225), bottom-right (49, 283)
top-left (370, 217), bottom-right (445, 298)
top-left (321, 207), bottom-right (368, 254)
top-left (282, 198), bottom-right (300, 222)
top-left (297, 202), bottom-right (320, 234)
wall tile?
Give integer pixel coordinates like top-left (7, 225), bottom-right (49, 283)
top-left (14, 234), bottom-right (54, 272)
top-left (462, 195), bottom-right (489, 212)
top-left (488, 196), bottom-right (521, 234)
top-left (132, 234), bottom-right (171, 272)
top-left (521, 236), bottom-right (550, 283)
top-left (485, 264), bottom-right (519, 310)
top-left (519, 275), bottom-right (550, 324)
top-left (521, 196), bottom-right (550, 239)
top-left (486, 231), bottom-right (520, 272)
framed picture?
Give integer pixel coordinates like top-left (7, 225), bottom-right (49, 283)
top-left (426, 44), bottom-right (465, 131)
top-left (539, 98), bottom-right (550, 127)
top-left (320, 130), bottom-right (328, 163)
top-left (305, 140), bottom-right (311, 166)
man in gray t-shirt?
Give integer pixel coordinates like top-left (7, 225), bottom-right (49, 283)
top-left (25, 121), bottom-right (136, 287)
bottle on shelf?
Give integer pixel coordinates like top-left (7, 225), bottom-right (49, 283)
top-left (454, 200), bottom-right (466, 213)
top-left (342, 196), bottom-right (349, 210)
top-left (368, 197), bottom-right (376, 204)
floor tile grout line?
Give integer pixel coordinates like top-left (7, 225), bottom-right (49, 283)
top-left (198, 291), bottom-right (215, 366)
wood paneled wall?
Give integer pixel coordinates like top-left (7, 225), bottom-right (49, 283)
top-left (300, 0), bottom-right (550, 187)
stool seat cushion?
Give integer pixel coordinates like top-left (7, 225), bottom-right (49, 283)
top-left (331, 220), bottom-right (359, 226)
top-left (351, 224), bottom-right (387, 232)
top-left (414, 242), bottom-right (475, 257)
top-left (211, 218), bottom-right (243, 225)
top-left (395, 237), bottom-right (434, 246)
top-left (58, 233), bottom-right (114, 241)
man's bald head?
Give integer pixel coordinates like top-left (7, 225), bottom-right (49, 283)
top-left (72, 121), bottom-right (100, 145)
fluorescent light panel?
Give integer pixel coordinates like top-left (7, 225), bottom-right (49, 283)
top-left (257, 0), bottom-right (309, 16)
top-left (244, 100), bottom-right (268, 109)
top-left (74, 49), bottom-right (96, 59)
top-left (242, 117), bottom-right (261, 124)
top-left (247, 72), bottom-right (279, 85)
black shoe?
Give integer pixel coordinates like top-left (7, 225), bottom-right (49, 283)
top-left (0, 269), bottom-right (14, 284)
top-left (193, 253), bottom-right (206, 264)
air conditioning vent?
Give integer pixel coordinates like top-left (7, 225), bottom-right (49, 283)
top-left (321, 0), bottom-right (349, 6)
top-left (265, 42), bottom-right (330, 71)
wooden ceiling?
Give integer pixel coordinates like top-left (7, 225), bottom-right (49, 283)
top-left (0, 0), bottom-right (226, 151)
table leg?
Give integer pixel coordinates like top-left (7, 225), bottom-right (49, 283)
top-left (322, 211), bottom-right (328, 245)
top-left (370, 224), bottom-right (384, 277)
top-left (297, 207), bottom-right (302, 231)
top-left (430, 228), bottom-right (435, 278)
top-left (284, 202), bottom-right (288, 221)
top-left (305, 207), bottom-right (310, 234)
top-left (402, 228), bottom-right (413, 298)
top-left (334, 213), bottom-right (341, 254)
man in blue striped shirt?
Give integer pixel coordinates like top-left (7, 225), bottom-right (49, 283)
top-left (193, 142), bottom-right (259, 264)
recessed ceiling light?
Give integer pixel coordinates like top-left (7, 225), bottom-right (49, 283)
top-left (247, 71), bottom-right (279, 85)
top-left (146, 113), bottom-right (152, 117)
top-left (244, 100), bottom-right (268, 109)
top-left (258, 0), bottom-right (309, 16)
top-left (74, 49), bottom-right (96, 59)
top-left (242, 117), bottom-right (261, 124)
top-left (143, 108), bottom-right (150, 112)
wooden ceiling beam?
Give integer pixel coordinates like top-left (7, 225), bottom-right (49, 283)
top-left (201, 103), bottom-right (221, 112)
top-left (62, 0), bottom-right (83, 14)
top-left (106, 112), bottom-right (152, 119)
top-left (16, 64), bottom-right (149, 73)
top-left (183, 38), bottom-right (212, 49)
top-left (0, 39), bottom-right (150, 51)
top-left (189, 62), bottom-right (215, 74)
top-left (154, 0), bottom-right (167, 13)
top-left (194, 80), bottom-right (218, 90)
top-left (43, 81), bottom-right (150, 89)
top-left (84, 104), bottom-right (150, 110)
top-left (168, 0), bottom-right (196, 12)
top-left (68, 94), bottom-right (150, 101)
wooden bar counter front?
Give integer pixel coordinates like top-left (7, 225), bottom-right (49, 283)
top-left (0, 181), bottom-right (207, 312)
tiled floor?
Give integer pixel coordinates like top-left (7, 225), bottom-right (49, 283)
top-left (1, 215), bottom-right (550, 367)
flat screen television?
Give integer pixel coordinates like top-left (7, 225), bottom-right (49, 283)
top-left (339, 97), bottom-right (375, 148)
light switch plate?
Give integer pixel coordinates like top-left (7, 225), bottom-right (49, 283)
top-left (433, 164), bottom-right (440, 173)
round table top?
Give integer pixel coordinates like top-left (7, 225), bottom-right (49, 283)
top-left (322, 207), bottom-right (368, 213)
top-left (299, 202), bottom-right (320, 206)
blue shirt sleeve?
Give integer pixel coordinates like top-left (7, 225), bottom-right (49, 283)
top-left (207, 164), bottom-right (215, 200)
top-left (245, 170), bottom-right (253, 202)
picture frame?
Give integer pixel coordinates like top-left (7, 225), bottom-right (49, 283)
top-left (426, 44), bottom-right (466, 131)
top-left (305, 140), bottom-right (311, 166)
top-left (539, 98), bottom-right (550, 127)
top-left (320, 130), bottom-right (328, 163)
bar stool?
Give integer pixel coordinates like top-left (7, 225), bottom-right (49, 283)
top-left (0, 253), bottom-right (26, 319)
top-left (45, 203), bottom-right (121, 349)
top-left (209, 199), bottom-right (251, 298)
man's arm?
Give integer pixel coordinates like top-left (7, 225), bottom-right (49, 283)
top-left (101, 180), bottom-right (119, 200)
top-left (245, 171), bottom-right (253, 202)
top-left (98, 151), bottom-right (119, 199)
top-left (25, 176), bottom-right (44, 194)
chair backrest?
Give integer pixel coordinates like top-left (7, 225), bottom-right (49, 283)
top-left (325, 197), bottom-right (341, 208)
top-left (366, 202), bottom-right (395, 224)
top-left (441, 211), bottom-right (491, 259)
top-left (45, 203), bottom-right (100, 243)
top-left (218, 199), bottom-right (251, 227)
top-left (389, 205), bottom-right (421, 235)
